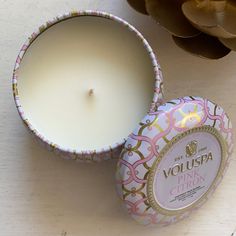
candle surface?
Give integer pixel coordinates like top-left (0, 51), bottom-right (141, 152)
top-left (17, 16), bottom-right (155, 151)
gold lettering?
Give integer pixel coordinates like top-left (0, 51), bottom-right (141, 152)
top-left (171, 164), bottom-right (181, 176)
top-left (194, 156), bottom-right (201, 167)
top-left (163, 168), bottom-right (172, 179)
top-left (163, 151), bottom-right (214, 179)
top-left (207, 152), bottom-right (213, 161)
top-left (201, 154), bottom-right (208, 164)
top-left (186, 159), bottom-right (194, 171)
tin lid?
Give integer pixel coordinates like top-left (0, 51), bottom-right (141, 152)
top-left (116, 96), bottom-right (233, 226)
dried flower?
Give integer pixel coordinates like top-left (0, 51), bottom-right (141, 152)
top-left (127, 0), bottom-right (236, 59)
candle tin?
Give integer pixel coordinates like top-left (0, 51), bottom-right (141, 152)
top-left (12, 11), bottom-right (163, 162)
top-left (12, 10), bottom-right (233, 227)
top-left (116, 96), bottom-right (233, 226)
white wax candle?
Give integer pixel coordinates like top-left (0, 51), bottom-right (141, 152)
top-left (17, 16), bottom-right (155, 151)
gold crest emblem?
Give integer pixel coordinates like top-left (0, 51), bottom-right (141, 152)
top-left (186, 140), bottom-right (197, 157)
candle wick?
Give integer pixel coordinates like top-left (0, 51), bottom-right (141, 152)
top-left (88, 89), bottom-right (94, 96)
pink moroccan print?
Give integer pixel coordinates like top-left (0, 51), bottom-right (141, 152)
top-left (116, 96), bottom-right (233, 225)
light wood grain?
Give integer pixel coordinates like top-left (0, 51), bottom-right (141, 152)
top-left (0, 0), bottom-right (236, 235)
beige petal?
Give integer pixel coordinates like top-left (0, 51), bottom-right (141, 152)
top-left (219, 37), bottom-right (236, 50)
top-left (173, 33), bottom-right (231, 59)
top-left (182, 0), bottom-right (236, 38)
top-left (127, 0), bottom-right (148, 15)
top-left (145, 0), bottom-right (200, 37)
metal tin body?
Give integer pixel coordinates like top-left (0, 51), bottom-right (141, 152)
top-left (12, 11), bottom-right (163, 162)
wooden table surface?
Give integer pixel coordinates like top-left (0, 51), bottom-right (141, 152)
top-left (1, 1), bottom-right (236, 235)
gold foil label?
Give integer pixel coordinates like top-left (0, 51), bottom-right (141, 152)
top-left (147, 126), bottom-right (226, 215)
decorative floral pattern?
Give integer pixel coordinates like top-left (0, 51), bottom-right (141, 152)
top-left (116, 96), bottom-right (233, 225)
top-left (12, 11), bottom-right (163, 162)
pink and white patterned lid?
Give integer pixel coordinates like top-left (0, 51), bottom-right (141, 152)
top-left (116, 96), bottom-right (233, 226)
